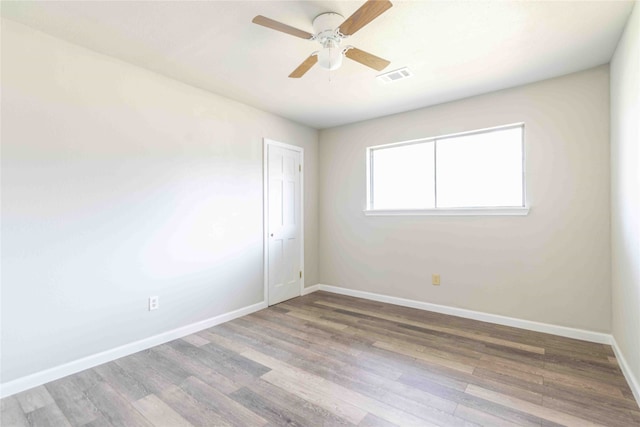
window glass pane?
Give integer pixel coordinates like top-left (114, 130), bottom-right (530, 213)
top-left (372, 142), bottom-right (435, 209)
top-left (436, 127), bottom-right (523, 208)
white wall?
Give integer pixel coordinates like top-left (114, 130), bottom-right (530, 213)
top-left (610, 2), bottom-right (640, 395)
top-left (319, 66), bottom-right (611, 333)
top-left (0, 20), bottom-right (318, 383)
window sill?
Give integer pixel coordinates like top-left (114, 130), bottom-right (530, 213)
top-left (363, 207), bottom-right (530, 216)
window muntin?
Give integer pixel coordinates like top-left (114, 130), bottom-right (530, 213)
top-left (367, 124), bottom-right (525, 211)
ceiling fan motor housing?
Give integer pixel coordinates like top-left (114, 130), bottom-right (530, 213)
top-left (313, 13), bottom-right (345, 70)
top-left (313, 12), bottom-right (345, 41)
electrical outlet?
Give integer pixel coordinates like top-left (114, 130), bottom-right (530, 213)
top-left (432, 274), bottom-right (441, 286)
top-left (149, 296), bottom-right (159, 311)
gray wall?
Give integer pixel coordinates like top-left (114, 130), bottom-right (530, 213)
top-left (0, 20), bottom-right (318, 383)
top-left (319, 66), bottom-right (612, 333)
top-left (611, 2), bottom-right (640, 394)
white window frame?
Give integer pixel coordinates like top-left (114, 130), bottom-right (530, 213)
top-left (365, 123), bottom-right (529, 216)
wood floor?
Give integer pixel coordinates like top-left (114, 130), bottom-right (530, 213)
top-left (2, 291), bottom-right (639, 427)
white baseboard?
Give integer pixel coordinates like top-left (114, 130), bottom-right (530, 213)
top-left (311, 284), bottom-right (612, 344)
top-left (611, 336), bottom-right (640, 405)
top-left (0, 301), bottom-right (267, 399)
top-left (301, 284), bottom-right (322, 295)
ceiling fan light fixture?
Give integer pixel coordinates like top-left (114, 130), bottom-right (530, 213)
top-left (317, 40), bottom-right (343, 71)
top-left (253, 0), bottom-right (393, 78)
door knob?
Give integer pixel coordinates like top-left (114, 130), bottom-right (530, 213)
top-left (270, 233), bottom-right (274, 237)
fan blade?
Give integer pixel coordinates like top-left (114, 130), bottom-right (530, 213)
top-left (252, 15), bottom-right (314, 39)
top-left (345, 47), bottom-right (390, 71)
top-left (289, 55), bottom-right (318, 78)
top-left (338, 0), bottom-right (393, 36)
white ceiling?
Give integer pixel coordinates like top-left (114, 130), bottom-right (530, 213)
top-left (1, 1), bottom-right (634, 129)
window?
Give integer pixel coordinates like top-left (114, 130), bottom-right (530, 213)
top-left (366, 124), bottom-right (527, 215)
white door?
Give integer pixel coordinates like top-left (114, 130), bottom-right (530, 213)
top-left (266, 143), bottom-right (303, 306)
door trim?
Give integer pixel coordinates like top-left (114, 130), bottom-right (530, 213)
top-left (263, 138), bottom-right (305, 305)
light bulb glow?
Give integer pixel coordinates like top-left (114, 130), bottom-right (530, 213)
top-left (317, 40), bottom-right (343, 71)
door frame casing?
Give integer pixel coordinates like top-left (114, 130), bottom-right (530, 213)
top-left (263, 138), bottom-right (305, 305)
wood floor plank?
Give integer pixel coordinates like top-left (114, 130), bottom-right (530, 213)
top-left (238, 312), bottom-right (366, 363)
top-left (132, 394), bottom-right (194, 427)
top-left (478, 354), bottom-right (552, 376)
top-left (543, 360), bottom-right (630, 389)
top-left (248, 349), bottom-right (437, 426)
top-left (544, 354), bottom-right (625, 384)
top-left (53, 393), bottom-right (100, 426)
top-left (198, 329), bottom-right (249, 354)
top-left (232, 327), bottom-right (463, 425)
top-left (358, 413), bottom-right (399, 427)
top-left (372, 389), bottom-right (473, 427)
top-left (45, 376), bottom-right (87, 402)
top-left (240, 349), bottom-right (369, 424)
top-left (230, 317), bottom-right (354, 374)
top-left (351, 318), bottom-right (487, 363)
top-left (132, 349), bottom-right (193, 386)
top-left (68, 369), bottom-right (104, 392)
top-left (2, 292), bottom-right (638, 426)
top-left (0, 396), bottom-right (29, 427)
top-left (315, 300), bottom-right (545, 354)
top-left (179, 376), bottom-right (268, 426)
top-left (26, 403), bottom-right (73, 427)
top-left (82, 416), bottom-right (115, 427)
top-left (301, 353), bottom-right (464, 425)
top-left (261, 369), bottom-right (371, 425)
top-left (248, 309), bottom-right (363, 356)
top-left (399, 371), bottom-right (548, 427)
top-left (473, 356), bottom-right (637, 420)
top-left (454, 403), bottom-right (528, 427)
top-left (374, 340), bottom-right (476, 374)
top-left (474, 369), bottom-right (540, 394)
top-left (251, 305), bottom-right (337, 339)
top-left (204, 323), bottom-right (304, 369)
top-left (320, 293), bottom-right (544, 358)
top-left (468, 372), bottom-right (544, 405)
top-left (114, 354), bottom-right (175, 395)
top-left (542, 393), bottom-right (640, 427)
top-left (480, 354), bottom-right (627, 399)
top-left (84, 382), bottom-right (152, 427)
top-left (93, 362), bottom-right (151, 402)
top-left (168, 340), bottom-right (249, 386)
top-left (151, 343), bottom-right (240, 395)
top-left (355, 347), bottom-right (470, 391)
top-left (542, 377), bottom-right (640, 411)
top-left (157, 385), bottom-right (231, 427)
top-left (286, 310), bottom-right (350, 330)
top-left (247, 379), bottom-right (356, 426)
top-left (465, 384), bottom-right (606, 427)
top-left (214, 321), bottom-right (351, 384)
top-left (332, 312), bottom-right (487, 366)
top-left (181, 334), bottom-right (210, 348)
top-left (201, 340), bottom-right (272, 377)
top-left (15, 385), bottom-right (55, 413)
top-left (474, 361), bottom-right (544, 385)
top-left (229, 386), bottom-right (311, 427)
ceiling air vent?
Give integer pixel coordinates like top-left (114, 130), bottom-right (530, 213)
top-left (377, 67), bottom-right (413, 83)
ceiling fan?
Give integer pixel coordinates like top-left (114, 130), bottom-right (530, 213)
top-left (252, 0), bottom-right (393, 78)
